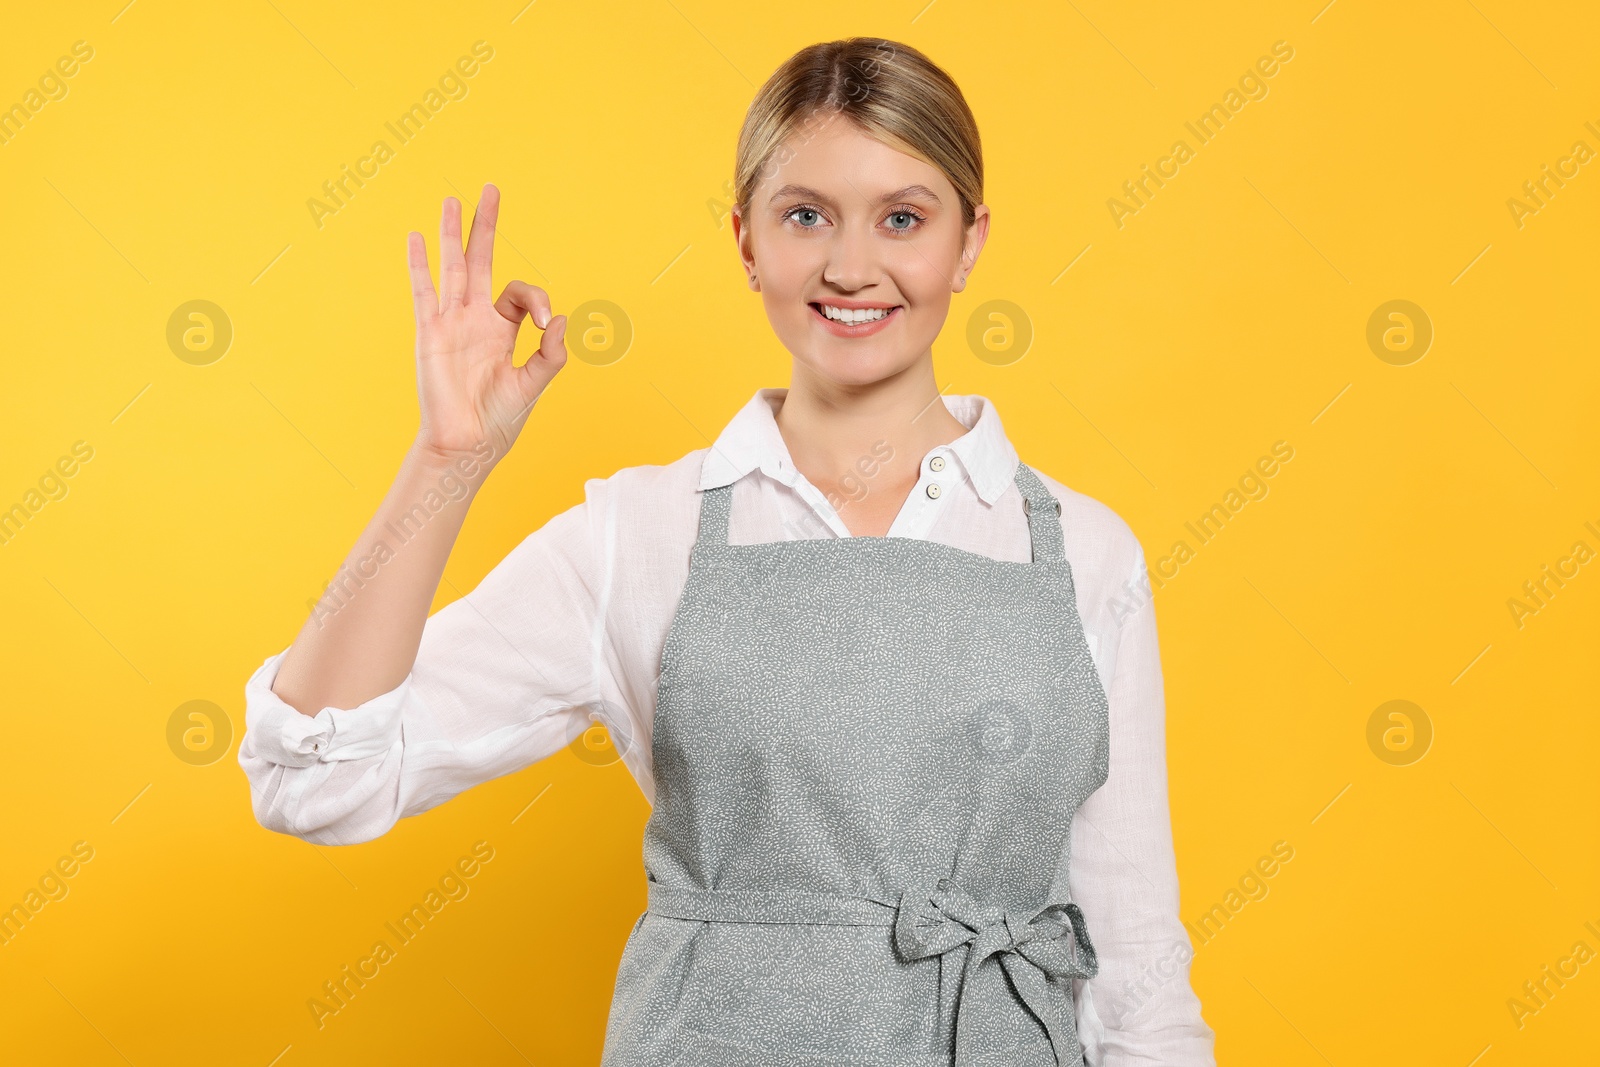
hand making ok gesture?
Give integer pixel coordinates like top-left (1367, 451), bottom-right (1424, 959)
top-left (407, 183), bottom-right (569, 468)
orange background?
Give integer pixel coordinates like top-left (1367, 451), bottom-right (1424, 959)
top-left (0, 1), bottom-right (1595, 1063)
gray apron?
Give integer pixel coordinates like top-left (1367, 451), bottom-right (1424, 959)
top-left (601, 461), bottom-right (1111, 1066)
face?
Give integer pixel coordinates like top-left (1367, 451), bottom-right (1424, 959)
top-left (733, 113), bottom-right (989, 388)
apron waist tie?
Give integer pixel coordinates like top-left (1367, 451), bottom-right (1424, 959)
top-left (645, 877), bottom-right (1098, 1067)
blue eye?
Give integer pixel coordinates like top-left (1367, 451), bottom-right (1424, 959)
top-left (885, 207), bottom-right (928, 233)
top-left (782, 203), bottom-right (927, 232)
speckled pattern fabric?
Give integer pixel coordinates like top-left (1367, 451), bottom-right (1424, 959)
top-left (600, 461), bottom-right (1111, 1067)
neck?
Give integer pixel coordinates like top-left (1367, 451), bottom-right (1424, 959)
top-left (775, 359), bottom-right (970, 518)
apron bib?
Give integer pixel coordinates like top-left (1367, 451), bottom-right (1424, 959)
top-left (601, 461), bottom-right (1111, 1066)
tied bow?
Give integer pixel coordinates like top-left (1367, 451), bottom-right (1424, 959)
top-left (893, 876), bottom-right (1098, 1067)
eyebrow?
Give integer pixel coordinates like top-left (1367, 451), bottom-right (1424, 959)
top-left (767, 183), bottom-right (943, 208)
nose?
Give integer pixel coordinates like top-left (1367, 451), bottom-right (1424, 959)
top-left (821, 220), bottom-right (880, 292)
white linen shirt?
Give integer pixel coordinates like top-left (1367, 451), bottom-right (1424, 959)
top-left (238, 386), bottom-right (1216, 1065)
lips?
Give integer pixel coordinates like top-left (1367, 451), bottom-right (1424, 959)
top-left (809, 302), bottom-right (901, 337)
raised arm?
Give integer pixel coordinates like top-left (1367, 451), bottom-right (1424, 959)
top-left (271, 184), bottom-right (570, 719)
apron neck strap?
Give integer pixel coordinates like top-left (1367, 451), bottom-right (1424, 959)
top-left (695, 478), bottom-right (735, 552)
top-left (1012, 462), bottom-right (1066, 563)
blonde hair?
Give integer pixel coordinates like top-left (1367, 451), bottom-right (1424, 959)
top-left (734, 37), bottom-right (983, 230)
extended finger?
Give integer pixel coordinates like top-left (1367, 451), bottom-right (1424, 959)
top-left (464, 183), bottom-right (499, 304)
top-left (439, 196), bottom-right (467, 308)
top-left (494, 280), bottom-right (554, 331)
top-left (407, 232), bottom-right (437, 326)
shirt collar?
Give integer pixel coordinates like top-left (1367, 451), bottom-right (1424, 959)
top-left (698, 386), bottom-right (1020, 506)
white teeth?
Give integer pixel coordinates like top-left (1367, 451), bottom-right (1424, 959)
top-left (819, 304), bottom-right (892, 324)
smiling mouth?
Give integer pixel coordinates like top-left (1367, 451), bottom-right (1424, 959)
top-left (809, 302), bottom-right (902, 326)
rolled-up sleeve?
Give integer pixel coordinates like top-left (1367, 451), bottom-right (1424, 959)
top-left (238, 476), bottom-right (625, 846)
top-left (242, 651), bottom-right (408, 768)
top-left (1072, 547), bottom-right (1217, 1066)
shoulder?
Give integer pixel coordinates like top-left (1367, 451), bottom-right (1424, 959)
top-left (1023, 465), bottom-right (1156, 679)
top-left (558, 447), bottom-right (711, 568)
top-left (579, 446), bottom-right (706, 501)
top-left (507, 448), bottom-right (707, 562)
top-left (1024, 464), bottom-right (1146, 584)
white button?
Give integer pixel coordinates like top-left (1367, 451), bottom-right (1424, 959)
top-left (929, 456), bottom-right (946, 472)
top-left (926, 483), bottom-right (942, 499)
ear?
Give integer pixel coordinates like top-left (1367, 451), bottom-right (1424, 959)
top-left (952, 204), bottom-right (991, 295)
top-left (732, 205), bottom-right (759, 292)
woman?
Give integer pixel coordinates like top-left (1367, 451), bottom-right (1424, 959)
top-left (239, 37), bottom-right (1216, 1066)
